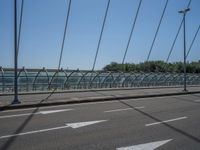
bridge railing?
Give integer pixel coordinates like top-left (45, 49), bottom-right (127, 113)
top-left (0, 67), bottom-right (200, 93)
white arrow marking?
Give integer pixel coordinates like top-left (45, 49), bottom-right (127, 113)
top-left (66, 120), bottom-right (107, 129)
top-left (145, 117), bottom-right (187, 126)
top-left (0, 109), bottom-right (73, 119)
top-left (117, 139), bottom-right (172, 150)
top-left (0, 120), bottom-right (107, 139)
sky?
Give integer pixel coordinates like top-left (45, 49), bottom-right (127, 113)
top-left (0, 0), bottom-right (200, 70)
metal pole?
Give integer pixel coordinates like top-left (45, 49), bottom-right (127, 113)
top-left (12, 0), bottom-right (20, 104)
top-left (183, 13), bottom-right (187, 92)
top-left (179, 8), bottom-right (190, 92)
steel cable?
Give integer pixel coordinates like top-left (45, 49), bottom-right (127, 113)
top-left (44, 0), bottom-right (72, 100)
top-left (92, 0), bottom-right (111, 71)
top-left (122, 0), bottom-right (142, 64)
top-left (166, 0), bottom-right (192, 62)
top-left (17, 0), bottom-right (24, 56)
top-left (186, 25), bottom-right (200, 58)
top-left (146, 0), bottom-right (169, 61)
top-left (58, 0), bottom-right (72, 70)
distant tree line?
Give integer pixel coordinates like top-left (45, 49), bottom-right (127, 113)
top-left (103, 60), bottom-right (200, 73)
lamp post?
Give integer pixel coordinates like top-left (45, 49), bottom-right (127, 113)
top-left (178, 8), bottom-right (190, 92)
top-left (12, 0), bottom-right (20, 104)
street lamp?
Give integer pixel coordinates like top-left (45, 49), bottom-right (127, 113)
top-left (178, 8), bottom-right (190, 92)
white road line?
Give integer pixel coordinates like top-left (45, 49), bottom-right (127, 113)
top-left (39, 109), bottom-right (73, 114)
top-left (145, 116), bottom-right (188, 127)
top-left (104, 107), bottom-right (144, 113)
top-left (0, 112), bottom-right (40, 119)
top-left (104, 108), bottom-right (132, 113)
top-left (0, 101), bottom-right (119, 113)
top-left (0, 109), bottom-right (73, 119)
top-left (134, 106), bottom-right (145, 109)
top-left (0, 120), bottom-right (107, 139)
top-left (0, 126), bottom-right (68, 139)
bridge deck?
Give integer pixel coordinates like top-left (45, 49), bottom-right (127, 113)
top-left (1, 86), bottom-right (200, 109)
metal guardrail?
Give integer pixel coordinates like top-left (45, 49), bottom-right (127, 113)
top-left (0, 67), bottom-right (200, 92)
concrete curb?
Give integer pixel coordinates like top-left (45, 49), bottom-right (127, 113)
top-left (1, 90), bottom-right (200, 111)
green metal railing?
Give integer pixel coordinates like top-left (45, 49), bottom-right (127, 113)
top-left (1, 67), bottom-right (200, 93)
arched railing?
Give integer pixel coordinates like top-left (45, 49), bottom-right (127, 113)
top-left (64, 70), bottom-right (84, 89)
top-left (18, 67), bottom-right (29, 91)
top-left (1, 67), bottom-right (200, 92)
top-left (89, 71), bottom-right (102, 89)
top-left (48, 68), bottom-right (68, 90)
top-left (101, 72), bottom-right (114, 88)
top-left (32, 67), bottom-right (50, 91)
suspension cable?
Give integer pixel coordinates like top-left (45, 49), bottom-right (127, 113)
top-left (122, 0), bottom-right (142, 64)
top-left (17, 0), bottom-right (24, 56)
top-left (44, 0), bottom-right (72, 100)
top-left (186, 25), bottom-right (200, 58)
top-left (92, 0), bottom-right (111, 71)
top-left (146, 0), bottom-right (169, 61)
top-left (58, 0), bottom-right (72, 70)
top-left (166, 0), bottom-right (192, 62)
top-left (166, 19), bottom-right (183, 62)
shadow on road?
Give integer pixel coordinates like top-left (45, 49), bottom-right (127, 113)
top-left (172, 94), bottom-right (200, 104)
top-left (119, 100), bottom-right (200, 144)
top-left (0, 93), bottom-right (54, 150)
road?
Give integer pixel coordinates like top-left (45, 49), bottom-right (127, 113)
top-left (0, 94), bottom-right (200, 149)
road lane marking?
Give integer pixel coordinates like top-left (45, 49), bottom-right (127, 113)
top-left (66, 120), bottom-right (107, 129)
top-left (0, 120), bottom-right (107, 139)
top-left (0, 109), bottom-right (73, 119)
top-left (145, 117), bottom-right (187, 127)
top-left (39, 109), bottom-right (72, 114)
top-left (0, 126), bottom-right (68, 139)
top-left (0, 101), bottom-right (119, 113)
top-left (117, 139), bottom-right (172, 150)
top-left (104, 107), bottom-right (144, 113)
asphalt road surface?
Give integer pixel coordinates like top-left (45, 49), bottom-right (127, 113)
top-left (0, 94), bottom-right (200, 150)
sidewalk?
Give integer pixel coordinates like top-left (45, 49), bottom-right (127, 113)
top-left (0, 86), bottom-right (200, 110)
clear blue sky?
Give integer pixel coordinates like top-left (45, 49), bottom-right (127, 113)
top-left (0, 0), bottom-right (200, 70)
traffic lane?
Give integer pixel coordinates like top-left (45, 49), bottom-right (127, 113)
top-left (0, 101), bottom-right (147, 137)
top-left (0, 95), bottom-right (148, 118)
top-left (0, 109), bottom-right (160, 150)
top-left (116, 98), bottom-right (200, 148)
top-left (0, 112), bottom-right (176, 150)
top-left (0, 94), bottom-right (198, 136)
top-left (143, 114), bottom-right (200, 150)
top-left (0, 100), bottom-right (121, 115)
top-left (173, 93), bottom-right (200, 103)
top-left (0, 94), bottom-right (199, 137)
top-left (0, 108), bottom-right (199, 150)
top-left (0, 98), bottom-right (200, 149)
top-left (120, 96), bottom-right (200, 133)
top-left (123, 94), bottom-right (200, 114)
